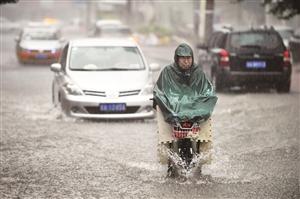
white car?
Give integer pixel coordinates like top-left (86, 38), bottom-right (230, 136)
top-left (50, 38), bottom-right (159, 119)
top-left (15, 26), bottom-right (63, 64)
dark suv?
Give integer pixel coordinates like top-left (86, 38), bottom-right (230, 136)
top-left (198, 27), bottom-right (292, 92)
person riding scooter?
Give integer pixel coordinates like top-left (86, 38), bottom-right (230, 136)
top-left (153, 43), bottom-right (218, 177)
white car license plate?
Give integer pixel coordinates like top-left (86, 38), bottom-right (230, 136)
top-left (99, 103), bottom-right (126, 112)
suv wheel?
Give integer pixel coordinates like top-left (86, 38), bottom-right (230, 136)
top-left (276, 80), bottom-right (290, 93)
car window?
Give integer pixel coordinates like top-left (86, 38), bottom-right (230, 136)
top-left (22, 30), bottom-right (59, 40)
top-left (228, 32), bottom-right (284, 52)
top-left (69, 46), bottom-right (145, 71)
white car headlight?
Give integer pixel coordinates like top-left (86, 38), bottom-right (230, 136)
top-left (64, 83), bottom-right (83, 95)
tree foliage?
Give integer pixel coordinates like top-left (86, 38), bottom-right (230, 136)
top-left (0, 0), bottom-right (19, 5)
top-left (263, 0), bottom-right (300, 19)
top-left (237, 0), bottom-right (299, 19)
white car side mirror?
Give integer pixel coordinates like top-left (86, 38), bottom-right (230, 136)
top-left (149, 63), bottom-right (160, 71)
top-left (50, 63), bottom-right (62, 72)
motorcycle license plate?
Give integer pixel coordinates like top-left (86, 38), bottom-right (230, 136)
top-left (99, 103), bottom-right (126, 112)
top-left (246, 61), bottom-right (266, 68)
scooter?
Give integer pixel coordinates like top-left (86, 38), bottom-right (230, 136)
top-left (156, 106), bottom-right (213, 178)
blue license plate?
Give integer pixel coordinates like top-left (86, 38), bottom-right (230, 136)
top-left (246, 61), bottom-right (266, 68)
top-left (100, 103), bottom-right (126, 112)
top-left (36, 54), bottom-right (47, 59)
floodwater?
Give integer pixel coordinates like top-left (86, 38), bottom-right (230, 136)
top-left (1, 33), bottom-right (299, 198)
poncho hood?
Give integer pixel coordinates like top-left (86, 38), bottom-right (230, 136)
top-left (174, 43), bottom-right (194, 64)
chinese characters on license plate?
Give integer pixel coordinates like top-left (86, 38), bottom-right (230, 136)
top-left (100, 103), bottom-right (126, 112)
top-left (246, 61), bottom-right (266, 68)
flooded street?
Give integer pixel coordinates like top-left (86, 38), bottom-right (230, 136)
top-left (1, 32), bottom-right (300, 198)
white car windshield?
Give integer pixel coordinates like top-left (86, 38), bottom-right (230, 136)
top-left (69, 46), bottom-right (145, 71)
top-left (22, 31), bottom-right (59, 40)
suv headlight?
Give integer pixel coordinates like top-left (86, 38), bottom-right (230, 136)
top-left (140, 84), bottom-right (153, 95)
top-left (63, 83), bottom-right (83, 95)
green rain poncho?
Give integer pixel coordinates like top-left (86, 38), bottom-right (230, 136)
top-left (153, 43), bottom-right (218, 123)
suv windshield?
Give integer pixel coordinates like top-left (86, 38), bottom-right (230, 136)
top-left (228, 31), bottom-right (284, 52)
top-left (69, 46), bottom-right (145, 71)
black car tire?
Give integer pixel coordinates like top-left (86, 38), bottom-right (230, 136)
top-left (276, 80), bottom-right (290, 93)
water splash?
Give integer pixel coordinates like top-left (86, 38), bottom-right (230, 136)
top-left (158, 143), bottom-right (212, 179)
top-left (28, 105), bottom-right (79, 122)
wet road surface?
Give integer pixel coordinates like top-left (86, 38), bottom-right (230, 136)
top-left (1, 33), bottom-right (299, 198)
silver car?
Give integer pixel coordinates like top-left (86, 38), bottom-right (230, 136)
top-left (50, 38), bottom-right (159, 119)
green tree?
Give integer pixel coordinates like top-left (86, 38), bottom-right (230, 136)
top-left (237, 0), bottom-right (300, 19)
top-left (0, 0), bottom-right (19, 5)
top-left (263, 0), bottom-right (300, 19)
